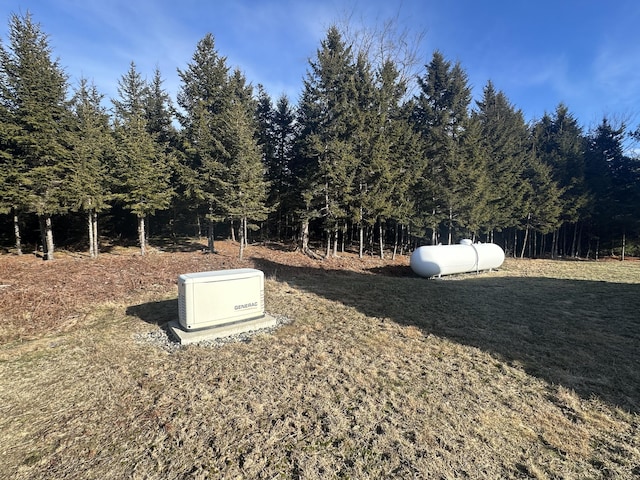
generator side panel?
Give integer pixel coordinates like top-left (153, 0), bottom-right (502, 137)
top-left (181, 272), bottom-right (264, 330)
top-left (177, 277), bottom-right (191, 329)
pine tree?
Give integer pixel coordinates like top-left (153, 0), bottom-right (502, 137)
top-left (519, 153), bottom-right (563, 257)
top-left (352, 56), bottom-right (410, 258)
top-left (351, 51), bottom-right (381, 257)
top-left (176, 33), bottom-right (231, 253)
top-left (532, 105), bottom-right (588, 256)
top-left (387, 101), bottom-right (423, 256)
top-left (224, 94), bottom-right (270, 259)
top-left (0, 12), bottom-right (71, 260)
top-left (256, 88), bottom-right (296, 241)
top-left (453, 114), bottom-right (492, 239)
top-left (112, 62), bottom-right (173, 255)
top-left (296, 26), bottom-right (358, 257)
top-left (218, 68), bottom-right (268, 254)
top-left (291, 87), bottom-right (323, 257)
top-left (68, 78), bottom-right (113, 257)
top-left (586, 118), bottom-right (640, 258)
top-left (475, 81), bottom-right (531, 244)
top-left (0, 99), bottom-right (27, 254)
top-left (413, 51), bottom-right (472, 244)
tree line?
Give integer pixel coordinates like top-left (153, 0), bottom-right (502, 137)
top-left (1, 12), bottom-right (639, 260)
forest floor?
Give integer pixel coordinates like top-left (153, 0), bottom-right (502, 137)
top-left (1, 239), bottom-right (639, 479)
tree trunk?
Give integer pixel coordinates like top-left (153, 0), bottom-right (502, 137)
top-left (520, 225), bottom-right (529, 259)
top-left (392, 222), bottom-right (398, 260)
top-left (88, 210), bottom-right (99, 258)
top-left (88, 211), bottom-right (95, 258)
top-left (378, 220), bottom-right (384, 259)
top-left (300, 218), bottom-right (309, 252)
top-left (38, 216), bottom-right (47, 258)
top-left (39, 215), bottom-right (55, 261)
top-left (244, 217), bottom-right (248, 248)
top-left (359, 224), bottom-right (364, 258)
top-left (299, 218), bottom-right (320, 259)
top-left (13, 209), bottom-right (22, 255)
top-left (326, 230), bottom-right (331, 258)
top-left (230, 219), bottom-right (236, 242)
top-left (92, 211), bottom-right (99, 257)
top-left (239, 217), bottom-right (245, 259)
top-left (45, 217), bottom-right (54, 261)
top-left (138, 215), bottom-right (146, 256)
top-left (447, 207), bottom-right (453, 245)
top-left (520, 214), bottom-right (531, 259)
top-left (207, 218), bottom-right (215, 254)
top-left (621, 231), bottom-right (626, 261)
top-left (570, 222), bottom-right (578, 258)
top-left (332, 229), bottom-right (338, 257)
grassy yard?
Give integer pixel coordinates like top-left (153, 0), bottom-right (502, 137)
top-left (0, 243), bottom-right (639, 479)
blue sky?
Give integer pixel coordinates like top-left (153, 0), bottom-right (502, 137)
top-left (1, 0), bottom-right (639, 130)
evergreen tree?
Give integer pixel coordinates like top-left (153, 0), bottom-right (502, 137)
top-left (224, 94), bottom-right (270, 259)
top-left (532, 104), bottom-right (588, 256)
top-left (296, 26), bottom-right (358, 257)
top-left (387, 100), bottom-right (423, 255)
top-left (453, 114), bottom-right (492, 239)
top-left (519, 152), bottom-right (563, 257)
top-left (413, 51), bottom-right (472, 244)
top-left (586, 118), bottom-right (640, 258)
top-left (176, 33), bottom-right (231, 253)
top-left (68, 78), bottom-right (113, 257)
top-left (352, 56), bottom-right (412, 258)
top-left (112, 62), bottom-right (173, 255)
top-left (351, 51), bottom-right (382, 257)
top-left (0, 12), bottom-right (71, 260)
top-left (0, 97), bottom-right (27, 254)
top-left (255, 88), bottom-right (296, 241)
top-left (255, 85), bottom-right (275, 162)
top-left (475, 81), bottom-right (531, 244)
top-left (271, 94), bottom-right (296, 240)
top-left (143, 67), bottom-right (181, 236)
top-left (291, 87), bottom-right (323, 257)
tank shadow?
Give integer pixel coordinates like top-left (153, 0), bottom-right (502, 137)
top-left (254, 257), bottom-right (640, 413)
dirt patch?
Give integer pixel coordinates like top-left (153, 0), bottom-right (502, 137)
top-left (0, 240), bottom-right (409, 343)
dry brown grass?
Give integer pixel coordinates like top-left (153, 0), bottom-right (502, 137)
top-left (1, 241), bottom-right (639, 479)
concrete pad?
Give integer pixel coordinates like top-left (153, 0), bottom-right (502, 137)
top-left (167, 315), bottom-right (277, 345)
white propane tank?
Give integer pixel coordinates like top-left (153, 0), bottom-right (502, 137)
top-left (410, 240), bottom-right (505, 278)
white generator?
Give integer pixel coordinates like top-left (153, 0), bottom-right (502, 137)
top-left (177, 268), bottom-right (265, 330)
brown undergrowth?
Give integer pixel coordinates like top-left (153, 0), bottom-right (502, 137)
top-left (0, 240), bottom-right (639, 479)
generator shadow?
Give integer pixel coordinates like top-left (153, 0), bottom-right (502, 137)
top-left (254, 257), bottom-right (640, 413)
top-left (127, 298), bottom-right (177, 326)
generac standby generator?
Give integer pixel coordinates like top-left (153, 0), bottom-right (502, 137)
top-left (178, 268), bottom-right (265, 330)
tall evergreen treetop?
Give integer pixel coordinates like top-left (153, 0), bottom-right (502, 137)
top-left (177, 33), bottom-right (230, 126)
top-left (144, 67), bottom-right (177, 146)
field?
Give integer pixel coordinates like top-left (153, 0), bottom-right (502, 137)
top-left (1, 240), bottom-right (639, 479)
